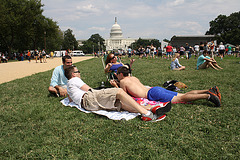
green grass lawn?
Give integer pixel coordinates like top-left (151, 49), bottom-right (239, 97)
top-left (0, 55), bottom-right (239, 159)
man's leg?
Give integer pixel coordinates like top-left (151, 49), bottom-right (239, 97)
top-left (116, 88), bottom-right (148, 114)
top-left (208, 62), bottom-right (219, 70)
top-left (172, 91), bottom-right (221, 107)
top-left (198, 62), bottom-right (208, 69)
top-left (212, 62), bottom-right (223, 69)
top-left (172, 93), bottom-right (209, 103)
top-left (185, 89), bottom-right (209, 94)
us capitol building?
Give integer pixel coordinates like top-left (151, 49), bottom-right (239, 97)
top-left (105, 17), bottom-right (138, 51)
top-left (78, 17), bottom-right (154, 52)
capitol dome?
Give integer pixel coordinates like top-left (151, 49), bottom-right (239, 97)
top-left (110, 17), bottom-right (123, 38)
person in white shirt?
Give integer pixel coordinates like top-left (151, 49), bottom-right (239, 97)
top-left (218, 42), bottom-right (225, 60)
top-left (194, 44), bottom-right (200, 59)
top-left (64, 65), bottom-right (172, 122)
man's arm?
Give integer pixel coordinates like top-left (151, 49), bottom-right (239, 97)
top-left (50, 67), bottom-right (60, 88)
top-left (55, 85), bottom-right (67, 97)
top-left (110, 80), bottom-right (119, 88)
top-left (80, 84), bottom-right (91, 92)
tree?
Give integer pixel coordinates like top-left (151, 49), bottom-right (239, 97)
top-left (0, 0), bottom-right (43, 54)
top-left (131, 38), bottom-right (161, 50)
top-left (80, 34), bottom-right (105, 54)
top-left (62, 29), bottom-right (78, 51)
top-left (206, 11), bottom-right (240, 45)
top-left (0, 0), bottom-right (63, 56)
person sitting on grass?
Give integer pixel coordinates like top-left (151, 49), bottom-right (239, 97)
top-left (110, 66), bottom-right (221, 107)
top-left (197, 50), bottom-right (223, 70)
top-left (170, 53), bottom-right (185, 71)
top-left (64, 65), bottom-right (171, 122)
top-left (48, 55), bottom-right (72, 97)
top-left (105, 53), bottom-right (135, 78)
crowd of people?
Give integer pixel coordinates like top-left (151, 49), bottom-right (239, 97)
top-left (105, 42), bottom-right (240, 61)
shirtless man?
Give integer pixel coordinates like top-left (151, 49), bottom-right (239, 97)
top-left (110, 66), bottom-right (221, 107)
top-left (65, 65), bottom-right (172, 122)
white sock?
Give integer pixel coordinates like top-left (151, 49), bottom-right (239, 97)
top-left (144, 111), bottom-right (151, 116)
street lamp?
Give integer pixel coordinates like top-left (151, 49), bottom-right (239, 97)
top-left (44, 31), bottom-right (46, 50)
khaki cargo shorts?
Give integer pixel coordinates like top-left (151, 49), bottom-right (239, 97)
top-left (82, 88), bottom-right (122, 111)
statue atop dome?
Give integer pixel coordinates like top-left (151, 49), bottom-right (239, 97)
top-left (110, 17), bottom-right (123, 38)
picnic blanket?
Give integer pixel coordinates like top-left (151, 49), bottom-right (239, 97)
top-left (60, 97), bottom-right (167, 121)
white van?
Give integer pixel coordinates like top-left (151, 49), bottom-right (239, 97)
top-left (54, 50), bottom-right (66, 57)
top-left (72, 50), bottom-right (85, 56)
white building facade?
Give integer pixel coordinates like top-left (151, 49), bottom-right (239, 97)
top-left (105, 17), bottom-right (137, 51)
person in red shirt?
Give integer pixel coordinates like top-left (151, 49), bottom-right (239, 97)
top-left (165, 44), bottom-right (173, 60)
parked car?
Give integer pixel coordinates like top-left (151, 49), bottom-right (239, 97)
top-left (72, 50), bottom-right (85, 56)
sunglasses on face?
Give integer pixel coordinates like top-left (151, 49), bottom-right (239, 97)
top-left (74, 70), bottom-right (80, 73)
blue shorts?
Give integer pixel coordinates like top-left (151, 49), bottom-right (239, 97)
top-left (147, 86), bottom-right (178, 102)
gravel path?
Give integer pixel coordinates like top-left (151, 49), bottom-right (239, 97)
top-left (0, 56), bottom-right (93, 84)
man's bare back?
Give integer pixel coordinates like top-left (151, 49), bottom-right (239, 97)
top-left (119, 76), bottom-right (149, 98)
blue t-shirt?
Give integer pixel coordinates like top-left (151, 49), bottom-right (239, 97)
top-left (110, 63), bottom-right (123, 73)
top-left (50, 65), bottom-right (68, 87)
top-left (197, 55), bottom-right (210, 69)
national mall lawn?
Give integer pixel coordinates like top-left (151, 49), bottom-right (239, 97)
top-left (0, 55), bottom-right (239, 159)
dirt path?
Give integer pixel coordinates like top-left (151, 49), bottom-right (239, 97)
top-left (0, 56), bottom-right (93, 84)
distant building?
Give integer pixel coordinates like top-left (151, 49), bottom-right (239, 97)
top-left (105, 17), bottom-right (138, 51)
top-left (77, 17), bottom-right (156, 52)
top-left (170, 35), bottom-right (215, 47)
top-left (77, 40), bottom-right (86, 47)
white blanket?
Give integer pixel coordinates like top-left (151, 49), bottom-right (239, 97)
top-left (60, 98), bottom-right (140, 121)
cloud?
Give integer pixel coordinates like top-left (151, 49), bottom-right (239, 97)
top-left (88, 27), bottom-right (106, 31)
top-left (170, 0), bottom-right (185, 6)
top-left (76, 4), bottom-right (101, 14)
top-left (42, 0), bottom-right (240, 40)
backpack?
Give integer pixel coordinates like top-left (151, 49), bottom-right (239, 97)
top-left (163, 80), bottom-right (187, 91)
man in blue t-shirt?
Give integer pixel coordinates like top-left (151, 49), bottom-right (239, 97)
top-left (48, 55), bottom-right (72, 97)
top-left (197, 50), bottom-right (223, 70)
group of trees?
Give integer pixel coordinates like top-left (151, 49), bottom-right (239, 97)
top-left (0, 0), bottom-right (78, 57)
top-left (79, 34), bottom-right (105, 54)
top-left (0, 0), bottom-right (239, 57)
top-left (206, 11), bottom-right (240, 45)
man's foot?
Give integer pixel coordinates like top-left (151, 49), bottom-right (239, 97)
top-left (209, 86), bottom-right (221, 101)
top-left (150, 102), bottom-right (172, 116)
top-left (208, 92), bottom-right (221, 107)
top-left (141, 112), bottom-right (166, 122)
top-left (155, 114), bottom-right (167, 122)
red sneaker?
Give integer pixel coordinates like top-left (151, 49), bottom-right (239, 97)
top-left (151, 102), bottom-right (172, 116)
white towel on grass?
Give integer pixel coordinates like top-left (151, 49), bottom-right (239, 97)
top-left (60, 98), bottom-right (140, 121)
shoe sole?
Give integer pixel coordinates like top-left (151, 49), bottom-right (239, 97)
top-left (214, 86), bottom-right (221, 101)
top-left (155, 102), bottom-right (172, 116)
top-left (209, 93), bottom-right (221, 107)
top-left (150, 114), bottom-right (167, 122)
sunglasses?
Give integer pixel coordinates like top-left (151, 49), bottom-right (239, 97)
top-left (74, 70), bottom-right (80, 73)
top-left (111, 56), bottom-right (116, 60)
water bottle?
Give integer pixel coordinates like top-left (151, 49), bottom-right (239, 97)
top-left (100, 81), bottom-right (105, 88)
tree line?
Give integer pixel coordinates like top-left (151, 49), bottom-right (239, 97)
top-left (0, 0), bottom-right (239, 57)
top-left (0, 0), bottom-right (79, 56)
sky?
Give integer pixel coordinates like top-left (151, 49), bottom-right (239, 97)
top-left (41, 0), bottom-right (240, 41)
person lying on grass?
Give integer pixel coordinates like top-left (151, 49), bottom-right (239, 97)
top-left (48, 55), bottom-right (72, 97)
top-left (110, 66), bottom-right (221, 107)
top-left (197, 50), bottom-right (223, 70)
top-left (64, 65), bottom-right (171, 122)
